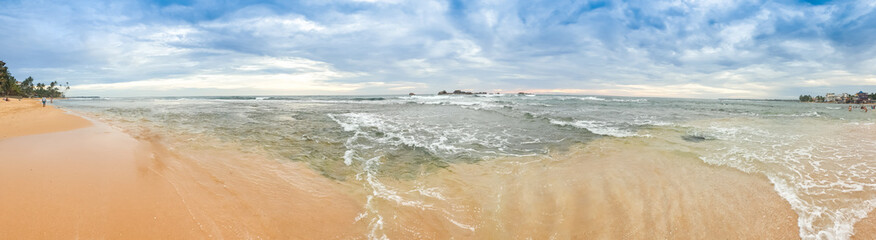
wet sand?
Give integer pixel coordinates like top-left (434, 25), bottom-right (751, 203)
top-left (369, 137), bottom-right (803, 239)
top-left (853, 208), bottom-right (876, 239)
top-left (0, 100), bottom-right (365, 239)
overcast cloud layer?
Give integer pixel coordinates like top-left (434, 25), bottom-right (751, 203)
top-left (1, 0), bottom-right (875, 98)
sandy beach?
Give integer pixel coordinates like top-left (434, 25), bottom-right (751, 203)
top-left (0, 99), bottom-right (365, 239)
top-left (7, 0), bottom-right (876, 238)
top-left (0, 99), bottom-right (91, 139)
top-left (371, 137), bottom-right (801, 239)
top-left (2, 98), bottom-right (876, 239)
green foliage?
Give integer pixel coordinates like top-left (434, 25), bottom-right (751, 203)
top-left (1, 75), bottom-right (20, 97)
top-left (0, 60), bottom-right (7, 81)
top-left (36, 83), bottom-right (45, 97)
top-left (48, 81), bottom-right (57, 98)
top-left (799, 95), bottom-right (813, 102)
top-left (0, 59), bottom-right (69, 98)
top-left (0, 60), bottom-right (12, 97)
top-left (21, 76), bottom-right (34, 97)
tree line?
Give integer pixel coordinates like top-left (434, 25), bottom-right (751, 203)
top-left (798, 95), bottom-right (817, 102)
top-left (0, 60), bottom-right (68, 99)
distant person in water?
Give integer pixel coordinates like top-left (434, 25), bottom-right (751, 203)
top-left (849, 105), bottom-right (852, 112)
top-left (41, 97), bottom-right (46, 107)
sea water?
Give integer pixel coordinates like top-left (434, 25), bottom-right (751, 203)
top-left (58, 95), bottom-right (876, 239)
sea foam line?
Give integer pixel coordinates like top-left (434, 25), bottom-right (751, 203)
top-left (330, 113), bottom-right (453, 239)
top-left (549, 119), bottom-right (638, 138)
top-left (693, 122), bottom-right (876, 240)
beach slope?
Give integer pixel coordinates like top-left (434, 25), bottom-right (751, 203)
top-left (0, 100), bottom-right (365, 239)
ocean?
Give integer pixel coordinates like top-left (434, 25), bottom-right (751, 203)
top-left (58, 95), bottom-right (876, 239)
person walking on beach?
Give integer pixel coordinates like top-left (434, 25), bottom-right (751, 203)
top-left (41, 97), bottom-right (46, 107)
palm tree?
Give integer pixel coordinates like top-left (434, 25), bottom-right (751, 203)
top-left (36, 83), bottom-right (45, 97)
top-left (0, 60), bottom-right (11, 100)
top-left (62, 82), bottom-right (70, 98)
top-left (1, 75), bottom-right (19, 100)
top-left (49, 81), bottom-right (57, 103)
top-left (0, 60), bottom-right (8, 87)
top-left (21, 76), bottom-right (34, 98)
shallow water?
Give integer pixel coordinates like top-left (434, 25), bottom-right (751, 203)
top-left (59, 95), bottom-right (876, 239)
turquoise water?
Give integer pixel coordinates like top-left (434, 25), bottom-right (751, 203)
top-left (58, 95), bottom-right (876, 239)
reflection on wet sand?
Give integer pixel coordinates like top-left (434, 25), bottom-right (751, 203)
top-left (354, 137), bottom-right (800, 239)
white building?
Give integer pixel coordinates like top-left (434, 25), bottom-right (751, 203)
top-left (825, 93), bottom-right (837, 102)
top-left (841, 93), bottom-right (851, 103)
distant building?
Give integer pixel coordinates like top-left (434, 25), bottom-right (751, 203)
top-left (825, 93), bottom-right (837, 103)
top-left (857, 91), bottom-right (870, 104)
top-left (841, 93), bottom-right (851, 103)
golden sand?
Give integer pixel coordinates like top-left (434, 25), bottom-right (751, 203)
top-left (0, 99), bottom-right (91, 139)
top-left (2, 99), bottom-right (876, 238)
top-left (0, 99), bottom-right (364, 239)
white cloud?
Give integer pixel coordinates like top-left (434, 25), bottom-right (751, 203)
top-left (73, 55), bottom-right (367, 95)
top-left (349, 0), bottom-right (404, 3)
top-left (525, 83), bottom-right (757, 99)
top-left (4, 0), bottom-right (876, 98)
top-left (200, 15), bottom-right (326, 36)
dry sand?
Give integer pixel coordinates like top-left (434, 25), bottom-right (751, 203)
top-left (0, 99), bottom-right (91, 139)
top-left (0, 99), bottom-right (365, 239)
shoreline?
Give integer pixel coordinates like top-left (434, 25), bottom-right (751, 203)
top-left (2, 99), bottom-right (875, 238)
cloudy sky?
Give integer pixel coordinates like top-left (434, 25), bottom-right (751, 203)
top-left (1, 0), bottom-right (875, 98)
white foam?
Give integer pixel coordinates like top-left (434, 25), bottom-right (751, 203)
top-left (331, 113), bottom-right (452, 239)
top-left (691, 120), bottom-right (876, 240)
top-left (577, 97), bottom-right (647, 102)
top-left (343, 150), bottom-right (355, 166)
top-left (549, 119), bottom-right (637, 137)
top-left (329, 112), bottom-right (503, 156)
top-left (764, 111), bottom-right (821, 117)
top-left (579, 96), bottom-right (606, 101)
top-left (448, 218), bottom-right (477, 232)
top-left (611, 98), bottom-right (648, 102)
top-left (633, 118), bottom-right (672, 126)
top-left (410, 185), bottom-right (447, 200)
top-left (399, 95), bottom-right (459, 100)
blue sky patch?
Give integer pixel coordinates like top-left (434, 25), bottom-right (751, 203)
top-left (0, 0), bottom-right (874, 98)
